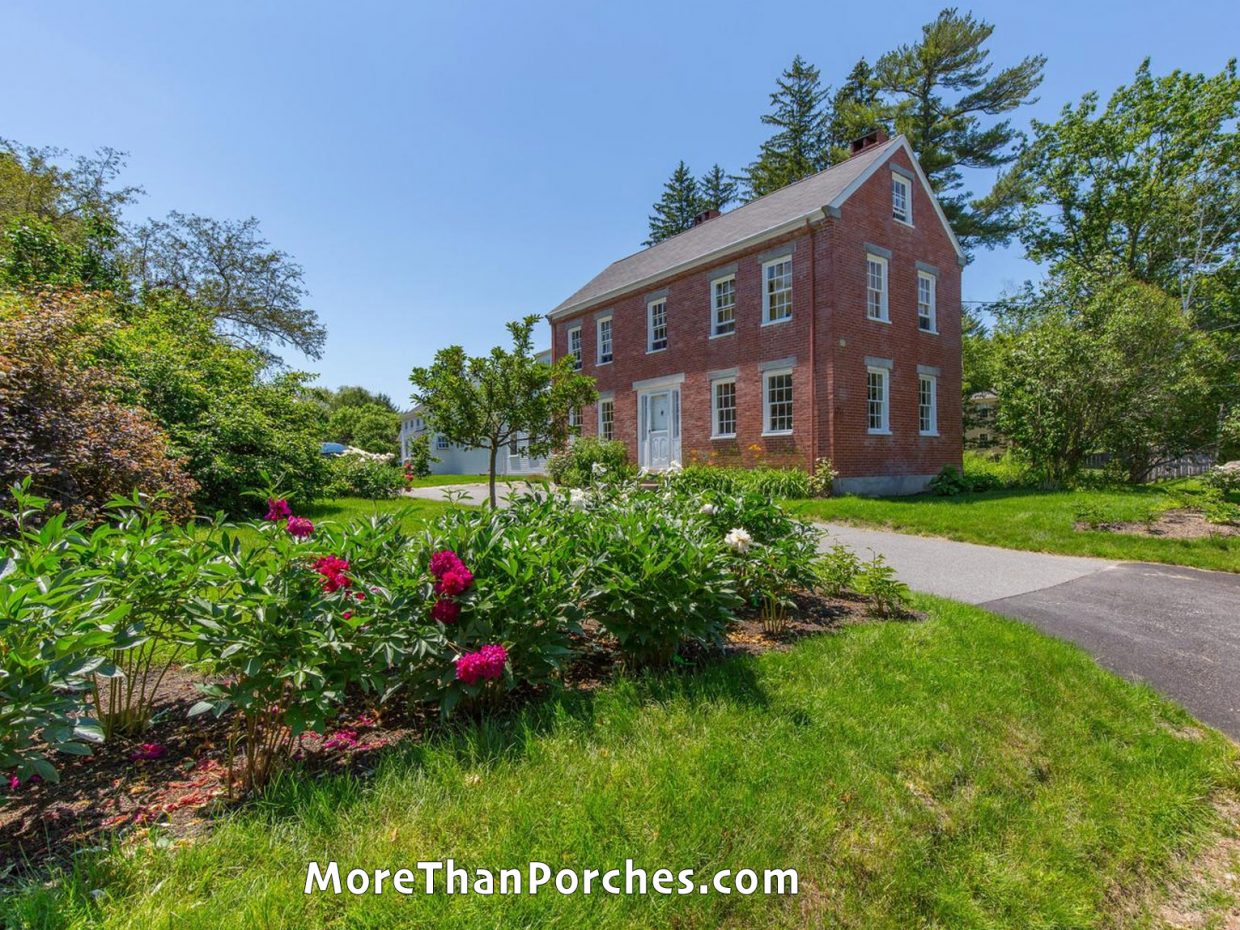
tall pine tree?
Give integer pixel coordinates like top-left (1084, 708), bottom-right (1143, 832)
top-left (827, 59), bottom-right (886, 162)
top-left (645, 161), bottom-right (703, 245)
top-left (873, 8), bottom-right (1045, 250)
top-left (743, 56), bottom-right (831, 199)
top-left (699, 165), bottom-right (738, 212)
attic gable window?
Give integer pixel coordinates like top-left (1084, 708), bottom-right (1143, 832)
top-left (892, 173), bottom-right (912, 224)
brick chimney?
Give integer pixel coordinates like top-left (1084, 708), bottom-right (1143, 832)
top-left (692, 208), bottom-right (721, 226)
top-left (849, 128), bottom-right (890, 156)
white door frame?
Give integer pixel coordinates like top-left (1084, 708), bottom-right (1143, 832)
top-left (634, 373), bottom-right (683, 471)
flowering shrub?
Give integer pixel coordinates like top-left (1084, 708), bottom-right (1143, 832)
top-left (547, 437), bottom-right (632, 488)
top-left (455, 644), bottom-right (508, 685)
top-left (1205, 461), bottom-right (1240, 497)
top-left (324, 453), bottom-right (404, 499)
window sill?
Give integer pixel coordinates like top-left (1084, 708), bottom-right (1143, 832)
top-left (893, 217), bottom-right (915, 229)
top-left (597, 359), bottom-right (612, 366)
top-left (761, 316), bottom-right (793, 327)
top-left (867, 428), bottom-right (892, 436)
top-left (919, 431), bottom-right (940, 438)
top-left (709, 329), bottom-right (735, 339)
top-left (646, 346), bottom-right (667, 354)
top-left (761, 430), bottom-right (794, 437)
top-left (711, 433), bottom-right (737, 441)
top-left (867, 315), bottom-right (891, 325)
top-left (918, 326), bottom-right (939, 335)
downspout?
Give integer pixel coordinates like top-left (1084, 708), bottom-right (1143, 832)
top-left (805, 217), bottom-right (819, 473)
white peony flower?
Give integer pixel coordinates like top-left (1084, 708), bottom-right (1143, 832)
top-left (666, 460), bottom-right (683, 473)
top-left (724, 527), bottom-right (753, 553)
top-left (700, 503), bottom-right (718, 516)
top-left (592, 461), bottom-right (606, 476)
top-left (568, 488), bottom-right (589, 509)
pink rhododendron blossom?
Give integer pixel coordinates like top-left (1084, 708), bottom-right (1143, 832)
top-left (455, 644), bottom-right (508, 685)
top-left (129, 743), bottom-right (166, 761)
top-left (286, 516), bottom-right (314, 538)
top-left (434, 566), bottom-right (474, 596)
top-left (265, 498), bottom-right (292, 522)
top-left (429, 550), bottom-right (465, 578)
top-left (431, 598), bottom-right (461, 623)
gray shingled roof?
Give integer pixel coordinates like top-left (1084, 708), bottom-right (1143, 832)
top-left (550, 135), bottom-right (904, 318)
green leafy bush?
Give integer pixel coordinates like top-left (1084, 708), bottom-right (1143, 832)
top-left (1205, 462), bottom-right (1240, 498)
top-left (547, 438), bottom-right (632, 487)
top-left (815, 544), bottom-right (862, 597)
top-left (854, 554), bottom-right (912, 618)
top-left (928, 464), bottom-right (1003, 496)
top-left (404, 433), bottom-right (435, 478)
top-left (671, 465), bottom-right (814, 499)
top-left (324, 451), bottom-right (403, 499)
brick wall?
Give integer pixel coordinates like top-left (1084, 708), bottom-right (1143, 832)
top-left (550, 145), bottom-right (963, 485)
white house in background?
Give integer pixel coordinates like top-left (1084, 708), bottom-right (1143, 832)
top-left (399, 349), bottom-right (551, 477)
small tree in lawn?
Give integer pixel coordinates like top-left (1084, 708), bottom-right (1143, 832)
top-left (410, 316), bottom-right (597, 507)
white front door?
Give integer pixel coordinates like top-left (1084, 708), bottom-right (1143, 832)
top-left (639, 387), bottom-right (680, 470)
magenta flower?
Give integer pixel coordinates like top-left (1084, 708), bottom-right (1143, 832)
top-left (265, 498), bottom-right (292, 522)
top-left (430, 549), bottom-right (465, 578)
top-left (313, 555), bottom-right (351, 592)
top-left (286, 516), bottom-right (314, 539)
top-left (342, 610), bottom-right (353, 620)
top-left (431, 598), bottom-right (461, 623)
top-left (129, 743), bottom-right (166, 761)
top-left (434, 566), bottom-right (474, 596)
top-left (7, 774), bottom-right (18, 791)
top-left (455, 644), bottom-right (508, 685)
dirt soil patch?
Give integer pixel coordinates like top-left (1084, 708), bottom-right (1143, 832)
top-left (0, 591), bottom-right (878, 874)
top-left (1077, 509), bottom-right (1240, 540)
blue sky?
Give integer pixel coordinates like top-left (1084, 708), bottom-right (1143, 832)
top-left (4, 0), bottom-right (1238, 407)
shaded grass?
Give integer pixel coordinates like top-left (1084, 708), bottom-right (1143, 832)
top-left (5, 598), bottom-right (1237, 928)
top-left (788, 483), bottom-right (1240, 572)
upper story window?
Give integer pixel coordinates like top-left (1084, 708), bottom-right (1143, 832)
top-left (647, 298), bottom-right (668, 352)
top-left (568, 326), bottom-right (582, 370)
top-left (763, 368), bottom-right (794, 435)
top-left (866, 255), bottom-right (889, 322)
top-left (867, 366), bottom-right (890, 434)
top-left (892, 173), bottom-right (912, 224)
top-left (919, 373), bottom-right (938, 436)
top-left (415, 417), bottom-right (424, 431)
top-left (762, 257), bottom-right (792, 324)
top-left (597, 316), bottom-right (613, 364)
top-left (598, 398), bottom-right (614, 441)
top-left (917, 271), bottom-right (937, 333)
top-left (711, 377), bottom-right (737, 438)
top-left (711, 275), bottom-right (736, 336)
top-left (436, 434), bottom-right (450, 450)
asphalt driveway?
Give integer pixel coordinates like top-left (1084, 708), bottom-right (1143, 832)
top-left (819, 523), bottom-right (1240, 739)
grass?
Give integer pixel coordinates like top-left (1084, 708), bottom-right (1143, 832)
top-left (404, 474), bottom-right (546, 488)
top-left (191, 497), bottom-right (457, 548)
top-left (6, 598), bottom-right (1238, 928)
top-left (788, 482), bottom-right (1240, 573)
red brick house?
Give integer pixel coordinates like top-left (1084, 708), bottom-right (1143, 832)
top-left (546, 132), bottom-right (964, 495)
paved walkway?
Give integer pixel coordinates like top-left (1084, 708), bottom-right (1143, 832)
top-left (403, 482), bottom-right (533, 506)
top-left (819, 523), bottom-right (1240, 740)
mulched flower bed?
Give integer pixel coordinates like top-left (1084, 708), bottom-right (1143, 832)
top-left (0, 591), bottom-right (885, 873)
top-left (1075, 508), bottom-right (1240, 539)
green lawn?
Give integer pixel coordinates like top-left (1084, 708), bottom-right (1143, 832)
top-left (404, 474), bottom-right (546, 488)
top-left (788, 483), bottom-right (1240, 572)
top-left (7, 598), bottom-right (1237, 928)
top-left (192, 497), bottom-right (457, 548)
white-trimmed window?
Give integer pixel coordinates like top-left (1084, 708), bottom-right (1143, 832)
top-left (598, 398), bottom-right (614, 441)
top-left (597, 316), bottom-right (613, 364)
top-left (763, 369), bottom-right (793, 434)
top-left (917, 271), bottom-right (937, 333)
top-left (711, 274), bottom-right (736, 336)
top-left (867, 367), bottom-right (890, 434)
top-left (866, 255), bottom-right (888, 321)
top-left (568, 326), bottom-right (582, 370)
top-left (711, 377), bottom-right (737, 438)
top-left (762, 257), bottom-right (792, 324)
top-left (647, 298), bottom-right (668, 352)
top-left (436, 434), bottom-right (449, 450)
top-left (892, 173), bottom-right (912, 224)
top-left (919, 373), bottom-right (938, 436)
